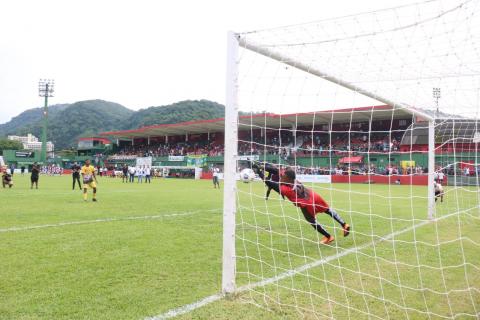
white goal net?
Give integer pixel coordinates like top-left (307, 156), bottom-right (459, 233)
top-left (223, 1), bottom-right (480, 319)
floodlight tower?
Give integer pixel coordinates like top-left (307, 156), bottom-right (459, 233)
top-left (38, 79), bottom-right (54, 163)
top-left (433, 87), bottom-right (441, 116)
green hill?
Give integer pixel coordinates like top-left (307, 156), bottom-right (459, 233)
top-left (0, 100), bottom-right (134, 150)
top-left (48, 100), bottom-right (134, 149)
top-left (121, 100), bottom-right (225, 129)
top-left (0, 99), bottom-right (225, 150)
top-left (0, 104), bottom-right (70, 137)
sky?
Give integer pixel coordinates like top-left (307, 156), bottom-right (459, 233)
top-left (0, 0), bottom-right (423, 124)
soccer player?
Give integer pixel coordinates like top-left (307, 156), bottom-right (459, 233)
top-left (434, 181), bottom-right (444, 202)
top-left (212, 166), bottom-right (220, 188)
top-left (71, 162), bottom-right (82, 190)
top-left (253, 162), bottom-right (350, 244)
top-left (2, 172), bottom-right (13, 188)
top-left (30, 162), bottom-right (40, 189)
top-left (437, 170), bottom-right (445, 184)
top-left (81, 159), bottom-right (98, 202)
top-left (122, 164), bottom-right (129, 183)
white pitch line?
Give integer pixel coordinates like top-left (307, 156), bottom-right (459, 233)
top-left (146, 211), bottom-right (462, 320)
top-left (0, 209), bottom-right (222, 233)
top-left (144, 294), bottom-right (225, 320)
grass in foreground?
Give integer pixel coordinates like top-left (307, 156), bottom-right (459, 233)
top-left (0, 175), bottom-right (478, 319)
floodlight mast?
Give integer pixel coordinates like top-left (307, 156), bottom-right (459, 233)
top-left (38, 79), bottom-right (54, 163)
top-left (433, 87), bottom-right (441, 116)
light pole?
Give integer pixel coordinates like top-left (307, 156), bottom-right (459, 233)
top-left (433, 87), bottom-right (441, 116)
top-left (38, 79), bottom-right (54, 163)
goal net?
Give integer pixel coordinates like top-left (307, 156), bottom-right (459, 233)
top-left (223, 1), bottom-right (480, 319)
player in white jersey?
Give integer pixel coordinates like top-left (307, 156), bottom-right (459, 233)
top-left (212, 167), bottom-right (220, 189)
top-left (434, 181), bottom-right (444, 203)
top-left (437, 171), bottom-right (445, 184)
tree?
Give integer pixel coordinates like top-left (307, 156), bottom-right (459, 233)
top-left (0, 139), bottom-right (23, 155)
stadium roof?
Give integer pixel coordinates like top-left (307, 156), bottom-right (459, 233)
top-left (401, 119), bottom-right (480, 145)
top-left (100, 105), bottom-right (421, 140)
top-left (78, 137), bottom-right (111, 144)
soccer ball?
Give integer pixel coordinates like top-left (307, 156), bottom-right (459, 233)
top-left (240, 168), bottom-right (255, 183)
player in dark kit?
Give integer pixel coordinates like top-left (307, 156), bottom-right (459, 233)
top-left (30, 162), bottom-right (40, 189)
top-left (72, 162), bottom-right (82, 190)
top-left (2, 172), bottom-right (13, 188)
top-left (122, 164), bottom-right (129, 183)
top-left (253, 162), bottom-right (284, 200)
top-left (252, 162), bottom-right (350, 244)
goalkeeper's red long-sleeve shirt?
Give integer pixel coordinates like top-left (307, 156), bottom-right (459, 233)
top-left (279, 182), bottom-right (330, 217)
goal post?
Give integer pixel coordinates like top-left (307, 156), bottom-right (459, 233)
top-left (428, 120), bottom-right (436, 220)
top-left (222, 31), bottom-right (239, 294)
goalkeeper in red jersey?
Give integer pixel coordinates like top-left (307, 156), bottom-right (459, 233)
top-left (252, 162), bottom-right (350, 244)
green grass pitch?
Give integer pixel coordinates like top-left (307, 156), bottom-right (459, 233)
top-left (0, 175), bottom-right (478, 319)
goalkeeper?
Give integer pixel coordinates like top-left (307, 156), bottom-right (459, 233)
top-left (252, 162), bottom-right (350, 244)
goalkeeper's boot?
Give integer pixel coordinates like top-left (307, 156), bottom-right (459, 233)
top-left (343, 224), bottom-right (350, 237)
top-left (320, 236), bottom-right (334, 245)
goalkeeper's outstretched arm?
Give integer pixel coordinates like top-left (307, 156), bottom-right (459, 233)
top-left (251, 161), bottom-right (282, 199)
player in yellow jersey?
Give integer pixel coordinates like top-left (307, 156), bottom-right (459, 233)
top-left (81, 159), bottom-right (98, 202)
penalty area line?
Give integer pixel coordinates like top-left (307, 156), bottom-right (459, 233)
top-left (146, 210), bottom-right (461, 320)
top-left (0, 208), bottom-right (222, 233)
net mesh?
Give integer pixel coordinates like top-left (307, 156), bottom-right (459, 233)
top-left (230, 1), bottom-right (480, 318)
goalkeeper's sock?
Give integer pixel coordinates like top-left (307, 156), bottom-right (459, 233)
top-left (325, 208), bottom-right (346, 227)
top-left (302, 208), bottom-right (331, 237)
top-left (83, 190), bottom-right (88, 201)
top-left (313, 223), bottom-right (331, 238)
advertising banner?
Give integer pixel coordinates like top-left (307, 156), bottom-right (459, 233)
top-left (296, 174), bottom-right (331, 184)
top-left (400, 160), bottom-right (415, 168)
top-left (136, 157), bottom-right (152, 167)
top-left (238, 155), bottom-right (260, 161)
top-left (15, 151), bottom-right (34, 158)
top-left (168, 155), bottom-right (185, 161)
top-left (186, 155), bottom-right (207, 167)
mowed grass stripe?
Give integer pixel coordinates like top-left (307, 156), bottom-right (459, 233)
top-left (0, 209), bottom-right (222, 233)
top-left (0, 175), bottom-right (222, 228)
